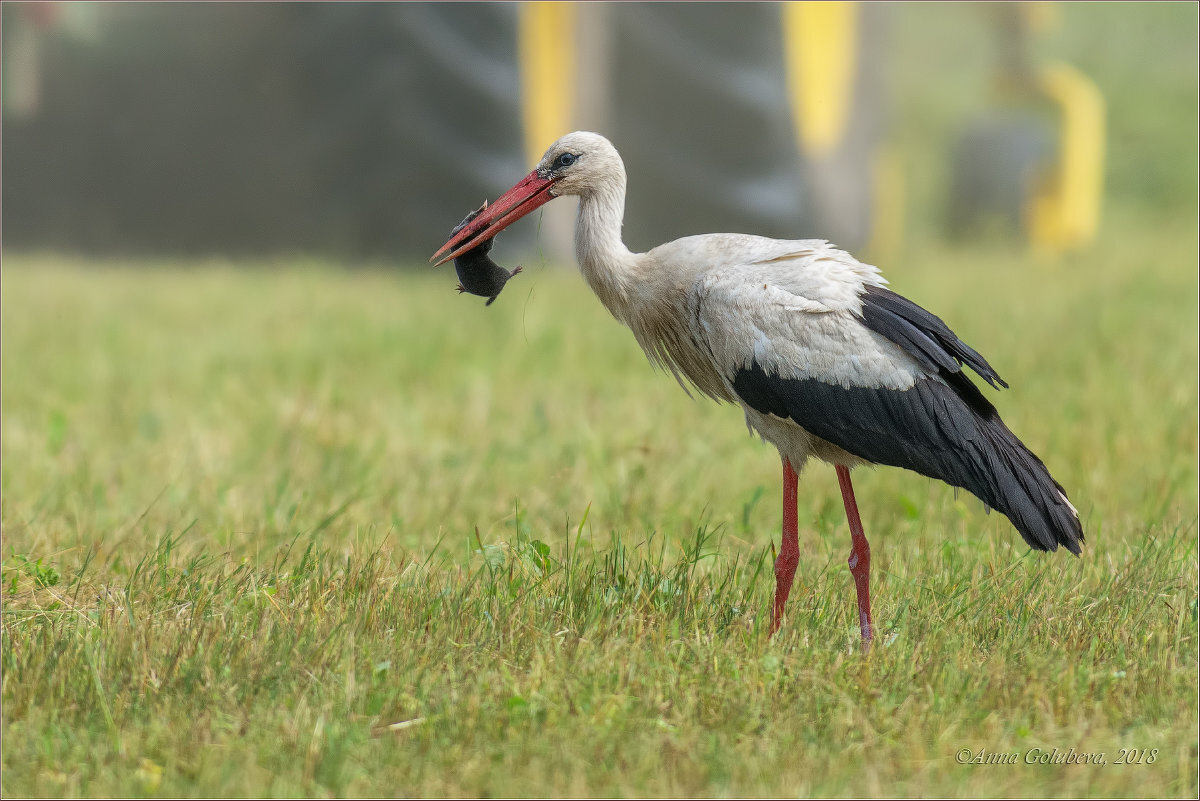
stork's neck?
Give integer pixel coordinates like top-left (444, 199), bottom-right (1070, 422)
top-left (575, 180), bottom-right (640, 322)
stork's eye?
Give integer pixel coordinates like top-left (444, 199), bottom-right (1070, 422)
top-left (553, 153), bottom-right (578, 170)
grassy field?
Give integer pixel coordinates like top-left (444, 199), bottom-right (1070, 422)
top-left (3, 3), bottom-right (1198, 798)
top-left (3, 212), bottom-right (1197, 797)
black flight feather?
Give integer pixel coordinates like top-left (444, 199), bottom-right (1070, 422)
top-left (859, 284), bottom-right (1007, 390)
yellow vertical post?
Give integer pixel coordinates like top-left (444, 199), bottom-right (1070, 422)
top-left (1029, 61), bottom-right (1106, 253)
top-left (518, 2), bottom-right (577, 165)
top-left (782, 1), bottom-right (859, 158)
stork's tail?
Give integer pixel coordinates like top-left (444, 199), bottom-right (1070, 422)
top-left (969, 416), bottom-right (1084, 554)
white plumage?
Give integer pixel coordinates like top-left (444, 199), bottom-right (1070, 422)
top-left (432, 131), bottom-right (1083, 644)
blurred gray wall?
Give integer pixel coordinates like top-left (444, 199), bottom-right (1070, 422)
top-left (3, 2), bottom-right (889, 262)
top-left (3, 3), bottom-right (531, 260)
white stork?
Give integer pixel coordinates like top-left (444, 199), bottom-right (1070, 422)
top-left (432, 131), bottom-right (1084, 645)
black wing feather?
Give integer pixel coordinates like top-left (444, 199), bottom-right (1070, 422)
top-left (859, 284), bottom-right (1007, 390)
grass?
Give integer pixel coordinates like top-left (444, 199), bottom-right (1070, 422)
top-left (2, 210), bottom-right (1197, 796)
top-left (3, 3), bottom-right (1198, 796)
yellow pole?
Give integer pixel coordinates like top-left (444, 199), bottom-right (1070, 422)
top-left (782, 1), bottom-right (859, 158)
top-left (1029, 61), bottom-right (1106, 253)
top-left (518, 2), bottom-right (577, 165)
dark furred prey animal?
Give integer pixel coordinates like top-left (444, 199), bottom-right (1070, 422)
top-left (449, 202), bottom-right (523, 306)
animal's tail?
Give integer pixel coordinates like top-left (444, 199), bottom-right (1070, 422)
top-left (964, 410), bottom-right (1084, 554)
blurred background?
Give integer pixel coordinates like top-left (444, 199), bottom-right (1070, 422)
top-left (5, 1), bottom-right (1193, 264)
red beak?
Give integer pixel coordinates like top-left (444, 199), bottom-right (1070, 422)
top-left (430, 170), bottom-right (556, 265)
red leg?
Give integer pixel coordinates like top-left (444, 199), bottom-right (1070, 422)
top-left (771, 457), bottom-right (800, 635)
top-left (836, 465), bottom-right (874, 646)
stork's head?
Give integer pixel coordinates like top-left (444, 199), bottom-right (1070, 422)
top-left (431, 131), bottom-right (624, 265)
top-left (532, 131), bottom-right (625, 198)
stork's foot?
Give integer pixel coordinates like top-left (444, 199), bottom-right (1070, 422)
top-left (848, 535), bottom-right (873, 648)
top-left (456, 284), bottom-right (466, 294)
top-left (511, 265), bottom-right (524, 276)
top-left (771, 547), bottom-right (800, 635)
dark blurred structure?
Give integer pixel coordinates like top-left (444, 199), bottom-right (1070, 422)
top-left (606, 3), bottom-right (809, 250)
top-left (5, 2), bottom-right (901, 262)
top-left (3, 3), bottom-right (529, 259)
top-left (5, 2), bottom-right (1099, 263)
